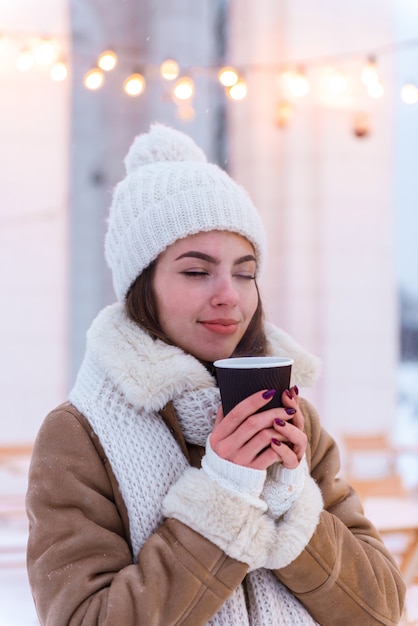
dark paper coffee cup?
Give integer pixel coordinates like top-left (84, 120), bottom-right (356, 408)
top-left (214, 356), bottom-right (293, 415)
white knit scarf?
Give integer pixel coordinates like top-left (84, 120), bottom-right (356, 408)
top-left (70, 303), bottom-right (321, 625)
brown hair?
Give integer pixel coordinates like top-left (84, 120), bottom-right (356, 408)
top-left (125, 263), bottom-right (267, 360)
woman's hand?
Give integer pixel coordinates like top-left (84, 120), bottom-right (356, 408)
top-left (210, 386), bottom-right (307, 471)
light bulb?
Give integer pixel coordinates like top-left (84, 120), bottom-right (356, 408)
top-left (124, 73), bottom-right (146, 96)
top-left (176, 102), bottom-right (196, 121)
top-left (227, 79), bottom-right (247, 101)
top-left (34, 39), bottom-right (57, 66)
top-left (328, 68), bottom-right (348, 93)
top-left (361, 57), bottom-right (379, 87)
top-left (50, 61), bottom-right (68, 82)
top-left (98, 50), bottom-right (117, 71)
top-left (173, 77), bottom-right (194, 101)
top-left (17, 49), bottom-right (34, 72)
top-left (401, 83), bottom-right (418, 104)
top-left (353, 112), bottom-right (371, 138)
top-left (276, 101), bottom-right (294, 128)
top-left (84, 68), bottom-right (104, 90)
top-left (160, 59), bottom-right (179, 80)
top-left (218, 66), bottom-right (239, 87)
top-left (283, 69), bottom-right (309, 98)
top-left (367, 81), bottom-right (384, 99)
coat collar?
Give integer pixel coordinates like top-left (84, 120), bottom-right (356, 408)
top-left (85, 303), bottom-right (320, 413)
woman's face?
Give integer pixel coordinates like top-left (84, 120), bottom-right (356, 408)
top-left (152, 231), bottom-right (259, 362)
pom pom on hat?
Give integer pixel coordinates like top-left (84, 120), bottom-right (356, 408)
top-left (105, 123), bottom-right (266, 302)
top-left (124, 123), bottom-right (207, 174)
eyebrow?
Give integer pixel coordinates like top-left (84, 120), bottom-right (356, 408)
top-left (174, 251), bottom-right (257, 265)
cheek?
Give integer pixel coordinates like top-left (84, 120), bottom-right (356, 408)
top-left (246, 287), bottom-right (259, 317)
top-left (156, 286), bottom-right (188, 323)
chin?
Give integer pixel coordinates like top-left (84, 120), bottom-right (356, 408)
top-left (200, 348), bottom-right (235, 363)
top-left (186, 338), bottom-right (239, 363)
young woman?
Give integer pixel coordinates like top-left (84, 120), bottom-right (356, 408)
top-left (26, 124), bottom-right (405, 625)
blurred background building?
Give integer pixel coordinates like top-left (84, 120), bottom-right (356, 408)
top-left (2, 0), bottom-right (418, 447)
top-left (1, 1), bottom-right (418, 623)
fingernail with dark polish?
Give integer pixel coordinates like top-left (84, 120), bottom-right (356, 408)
top-left (262, 389), bottom-right (277, 400)
top-left (286, 389), bottom-right (293, 399)
top-left (272, 438), bottom-right (282, 446)
top-left (293, 385), bottom-right (299, 396)
top-left (275, 418), bottom-right (286, 427)
top-left (285, 408), bottom-right (296, 415)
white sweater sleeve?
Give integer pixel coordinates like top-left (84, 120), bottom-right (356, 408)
top-left (262, 456), bottom-right (308, 518)
top-left (201, 437), bottom-right (267, 508)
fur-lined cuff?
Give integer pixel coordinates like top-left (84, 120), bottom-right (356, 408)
top-left (264, 473), bottom-right (323, 570)
top-left (162, 467), bottom-right (323, 571)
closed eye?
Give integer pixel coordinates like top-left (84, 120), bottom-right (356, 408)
top-left (182, 270), bottom-right (209, 277)
top-left (235, 273), bottom-right (255, 280)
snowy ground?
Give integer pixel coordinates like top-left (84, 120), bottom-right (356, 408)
top-left (0, 566), bottom-right (39, 625)
top-left (0, 362), bottom-right (417, 625)
top-left (0, 454), bottom-right (39, 625)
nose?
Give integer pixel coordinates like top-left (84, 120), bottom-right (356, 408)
top-left (210, 276), bottom-right (239, 307)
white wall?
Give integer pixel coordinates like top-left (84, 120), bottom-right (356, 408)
top-left (227, 0), bottom-right (398, 440)
top-left (0, 1), bottom-right (70, 443)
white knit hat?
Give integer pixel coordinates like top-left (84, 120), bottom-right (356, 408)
top-left (105, 123), bottom-right (266, 302)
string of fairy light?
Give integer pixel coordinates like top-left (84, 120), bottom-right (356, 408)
top-left (2, 32), bottom-right (418, 126)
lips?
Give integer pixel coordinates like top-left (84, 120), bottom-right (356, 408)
top-left (199, 319), bottom-right (239, 335)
